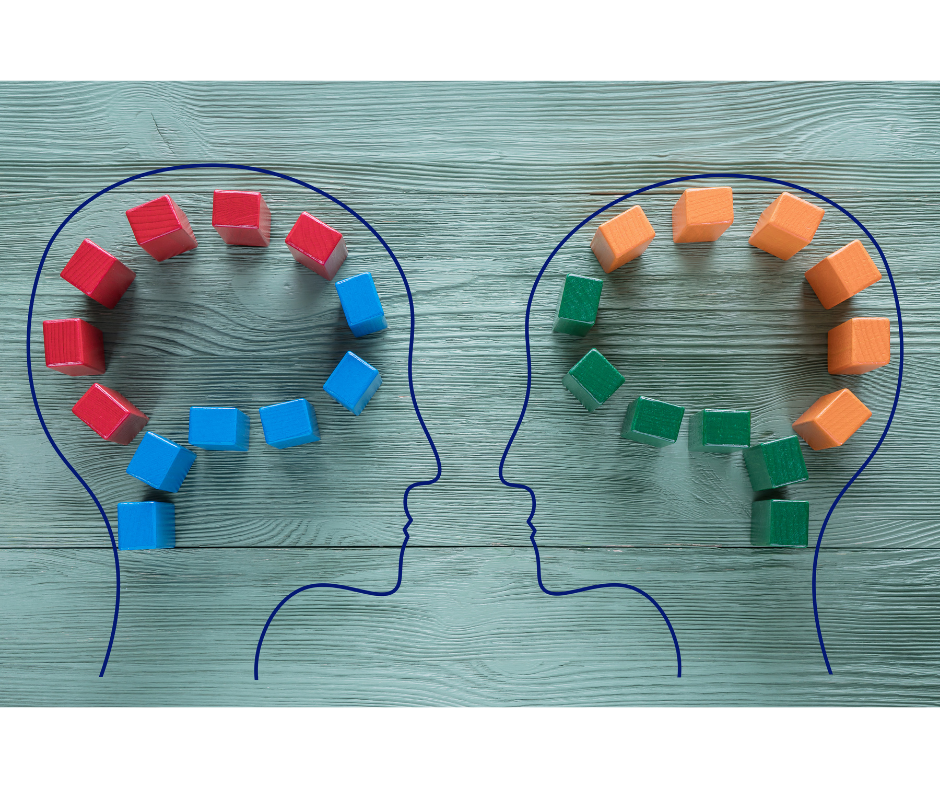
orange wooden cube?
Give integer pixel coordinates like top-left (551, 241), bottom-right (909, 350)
top-left (792, 388), bottom-right (872, 450)
top-left (805, 240), bottom-right (882, 309)
top-left (672, 187), bottom-right (734, 243)
top-left (828, 317), bottom-right (890, 375)
top-left (590, 205), bottom-right (655, 273)
top-left (748, 192), bottom-right (824, 260)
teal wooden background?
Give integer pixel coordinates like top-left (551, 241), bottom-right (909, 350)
top-left (1, 82), bottom-right (937, 705)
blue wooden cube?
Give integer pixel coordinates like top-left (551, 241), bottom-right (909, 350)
top-left (323, 351), bottom-right (382, 415)
top-left (117, 501), bottom-right (175, 550)
top-left (335, 272), bottom-right (387, 337)
top-left (126, 431), bottom-right (196, 492)
top-left (258, 398), bottom-right (320, 448)
top-left (189, 406), bottom-right (250, 451)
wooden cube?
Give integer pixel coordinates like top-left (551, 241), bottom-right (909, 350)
top-left (335, 272), bottom-right (388, 337)
top-left (751, 500), bottom-right (809, 547)
top-left (743, 435), bottom-right (808, 491)
top-left (126, 195), bottom-right (198, 262)
top-left (672, 187), bottom-right (734, 243)
top-left (792, 389), bottom-right (872, 450)
top-left (212, 190), bottom-right (271, 247)
top-left (189, 407), bottom-right (250, 451)
top-left (748, 192), bottom-right (824, 260)
top-left (805, 240), bottom-right (882, 309)
top-left (562, 349), bottom-right (624, 412)
top-left (126, 432), bottom-right (196, 492)
top-left (621, 396), bottom-right (685, 447)
top-left (285, 212), bottom-right (348, 280)
top-left (42, 318), bottom-right (106, 376)
top-left (590, 205), bottom-right (655, 273)
top-left (323, 352), bottom-right (383, 415)
top-left (259, 398), bottom-right (320, 448)
top-left (117, 502), bottom-right (175, 550)
top-left (553, 274), bottom-right (603, 336)
top-left (688, 409), bottom-right (750, 453)
top-left (72, 383), bottom-right (149, 445)
top-left (60, 239), bottom-right (136, 308)
top-left (828, 317), bottom-right (890, 375)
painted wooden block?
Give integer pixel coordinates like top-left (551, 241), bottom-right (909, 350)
top-left (335, 272), bottom-right (387, 337)
top-left (743, 435), bottom-right (808, 491)
top-left (285, 212), bottom-right (348, 280)
top-left (590, 205), bottom-right (655, 273)
top-left (126, 431), bottom-right (196, 492)
top-left (71, 383), bottom-right (149, 445)
top-left (751, 499), bottom-right (809, 547)
top-left (828, 317), bottom-right (891, 375)
top-left (562, 348), bottom-right (624, 412)
top-left (748, 192), bottom-right (824, 260)
top-left (323, 351), bottom-right (382, 415)
top-left (688, 409), bottom-right (750, 453)
top-left (211, 190), bottom-right (271, 247)
top-left (60, 239), bottom-right (136, 308)
top-left (621, 396), bottom-right (685, 447)
top-left (805, 240), bottom-right (882, 308)
top-left (125, 195), bottom-right (198, 262)
top-left (189, 407), bottom-right (250, 451)
top-left (553, 273), bottom-right (603, 336)
top-left (117, 501), bottom-right (175, 550)
top-left (672, 187), bottom-right (734, 243)
top-left (259, 398), bottom-right (320, 448)
top-left (42, 318), bottom-right (106, 376)
top-left (792, 388), bottom-right (872, 450)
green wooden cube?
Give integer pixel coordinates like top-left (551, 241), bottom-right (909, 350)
top-left (743, 435), bottom-right (808, 491)
top-left (688, 409), bottom-right (751, 453)
top-left (751, 499), bottom-right (809, 547)
top-left (620, 396), bottom-right (685, 447)
top-left (562, 348), bottom-right (624, 412)
top-left (553, 273), bottom-right (603, 336)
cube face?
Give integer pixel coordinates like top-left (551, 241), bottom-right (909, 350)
top-left (212, 190), bottom-right (271, 247)
top-left (828, 317), bottom-right (890, 375)
top-left (259, 399), bottom-right (320, 448)
top-left (688, 409), bottom-right (750, 453)
top-left (323, 352), bottom-right (383, 415)
top-left (562, 348), bottom-right (624, 412)
top-left (335, 272), bottom-right (388, 337)
top-left (672, 187), bottom-right (734, 243)
top-left (590, 205), bottom-right (656, 273)
top-left (743, 435), bottom-right (808, 491)
top-left (805, 240), bottom-right (882, 309)
top-left (621, 396), bottom-right (685, 447)
top-left (71, 383), bottom-right (149, 445)
top-left (117, 502), bottom-right (175, 550)
top-left (126, 431), bottom-right (196, 492)
top-left (42, 318), bottom-right (106, 376)
top-left (792, 388), bottom-right (872, 450)
top-left (553, 274), bottom-right (603, 336)
top-left (189, 407), bottom-right (250, 451)
top-left (285, 212), bottom-right (347, 280)
top-left (126, 195), bottom-right (198, 262)
top-left (748, 192), bottom-right (824, 260)
top-left (751, 499), bottom-right (809, 547)
top-left (60, 239), bottom-right (136, 308)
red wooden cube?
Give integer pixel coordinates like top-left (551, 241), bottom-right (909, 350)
top-left (126, 195), bottom-right (198, 262)
top-left (60, 239), bottom-right (136, 308)
top-left (72, 383), bottom-right (150, 445)
top-left (43, 318), bottom-right (106, 376)
top-left (284, 212), bottom-right (347, 280)
top-left (212, 190), bottom-right (271, 247)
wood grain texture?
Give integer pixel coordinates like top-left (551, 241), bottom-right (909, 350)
top-left (0, 82), bottom-right (937, 704)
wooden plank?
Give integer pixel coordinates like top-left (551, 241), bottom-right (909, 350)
top-left (1, 546), bottom-right (939, 705)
